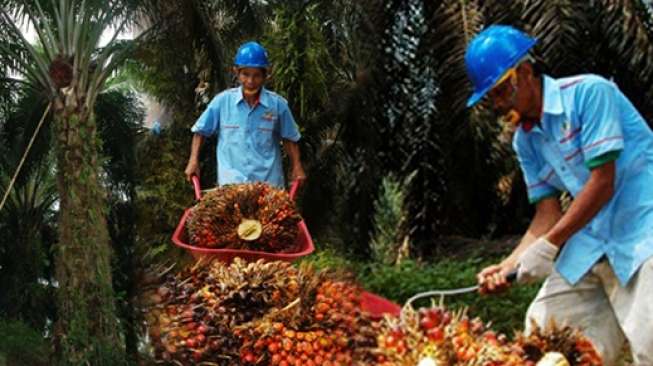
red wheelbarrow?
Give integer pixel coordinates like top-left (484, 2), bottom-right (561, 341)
top-left (171, 176), bottom-right (400, 318)
top-left (172, 176), bottom-right (315, 262)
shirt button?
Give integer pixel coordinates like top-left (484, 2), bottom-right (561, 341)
top-left (561, 166), bottom-right (566, 172)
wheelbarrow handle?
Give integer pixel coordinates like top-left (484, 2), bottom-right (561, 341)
top-left (191, 175), bottom-right (301, 202)
top-left (289, 179), bottom-right (302, 201)
top-left (191, 175), bottom-right (202, 201)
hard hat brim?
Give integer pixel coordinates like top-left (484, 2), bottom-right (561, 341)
top-left (234, 63), bottom-right (269, 69)
top-left (466, 89), bottom-right (489, 107)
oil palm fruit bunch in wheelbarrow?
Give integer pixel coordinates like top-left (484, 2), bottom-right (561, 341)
top-left (374, 303), bottom-right (602, 366)
top-left (186, 182), bottom-right (301, 252)
top-left (144, 258), bottom-right (380, 365)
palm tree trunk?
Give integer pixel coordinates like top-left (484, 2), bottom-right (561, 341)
top-left (52, 109), bottom-right (125, 365)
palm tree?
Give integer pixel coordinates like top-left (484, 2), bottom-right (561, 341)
top-left (0, 1), bottom-right (145, 363)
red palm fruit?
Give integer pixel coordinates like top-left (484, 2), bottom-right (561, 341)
top-left (283, 339), bottom-right (293, 352)
top-left (268, 341), bottom-right (279, 353)
top-left (427, 327), bottom-right (445, 342)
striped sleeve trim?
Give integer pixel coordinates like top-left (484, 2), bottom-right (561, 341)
top-left (529, 190), bottom-right (560, 204)
top-left (527, 170), bottom-right (556, 189)
top-left (586, 150), bottom-right (621, 169)
top-left (564, 135), bottom-right (624, 161)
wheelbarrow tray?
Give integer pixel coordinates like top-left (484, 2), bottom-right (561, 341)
top-left (171, 207), bottom-right (315, 262)
top-left (360, 291), bottom-right (402, 319)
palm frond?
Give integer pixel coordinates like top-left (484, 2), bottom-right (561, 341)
top-left (0, 88), bottom-right (52, 186)
top-left (95, 89), bottom-right (145, 188)
top-left (521, 0), bottom-right (597, 76)
top-left (480, 0), bottom-right (524, 26)
top-left (0, 7), bottom-right (55, 93)
top-left (592, 0), bottom-right (653, 123)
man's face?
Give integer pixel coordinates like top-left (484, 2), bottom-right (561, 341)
top-left (487, 64), bottom-right (537, 125)
top-left (237, 67), bottom-right (266, 95)
top-left (488, 69), bottom-right (517, 117)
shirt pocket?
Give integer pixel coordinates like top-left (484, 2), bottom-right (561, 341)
top-left (253, 125), bottom-right (275, 156)
top-left (219, 124), bottom-right (242, 143)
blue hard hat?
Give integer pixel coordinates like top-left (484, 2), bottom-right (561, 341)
top-left (234, 41), bottom-right (270, 68)
top-left (464, 25), bottom-right (537, 107)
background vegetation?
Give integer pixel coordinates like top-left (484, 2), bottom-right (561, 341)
top-left (2, 0), bottom-right (652, 363)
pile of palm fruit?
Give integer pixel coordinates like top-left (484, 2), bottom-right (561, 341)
top-left (144, 257), bottom-right (603, 365)
top-left (186, 183), bottom-right (301, 252)
top-left (144, 258), bottom-right (379, 365)
top-left (374, 302), bottom-right (603, 366)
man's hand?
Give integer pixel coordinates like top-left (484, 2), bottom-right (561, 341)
top-left (516, 237), bottom-right (559, 283)
top-left (184, 159), bottom-right (200, 183)
top-left (186, 134), bottom-right (205, 182)
top-left (477, 262), bottom-right (516, 294)
top-left (283, 140), bottom-right (305, 182)
top-left (290, 164), bottom-right (306, 182)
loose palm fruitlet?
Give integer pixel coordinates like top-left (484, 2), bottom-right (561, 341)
top-left (374, 303), bottom-right (602, 366)
top-left (186, 183), bottom-right (301, 252)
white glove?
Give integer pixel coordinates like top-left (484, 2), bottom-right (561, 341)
top-left (517, 237), bottom-right (559, 283)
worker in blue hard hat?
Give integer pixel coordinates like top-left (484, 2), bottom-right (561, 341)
top-left (467, 25), bottom-right (653, 364)
top-left (185, 41), bottom-right (306, 188)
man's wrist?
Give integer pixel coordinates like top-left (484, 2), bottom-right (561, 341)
top-left (543, 233), bottom-right (564, 248)
top-left (500, 257), bottom-right (517, 270)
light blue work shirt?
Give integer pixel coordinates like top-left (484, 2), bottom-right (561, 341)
top-left (191, 86), bottom-right (301, 188)
top-left (513, 74), bottom-right (653, 286)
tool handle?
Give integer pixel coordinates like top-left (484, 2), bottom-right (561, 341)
top-left (505, 270), bottom-right (518, 283)
top-left (403, 270), bottom-right (519, 309)
top-left (191, 175), bottom-right (202, 201)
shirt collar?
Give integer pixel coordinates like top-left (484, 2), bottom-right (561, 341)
top-left (521, 75), bottom-right (562, 133)
top-left (235, 86), bottom-right (269, 108)
top-left (542, 75), bottom-right (564, 116)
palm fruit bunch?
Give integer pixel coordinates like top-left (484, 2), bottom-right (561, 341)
top-left (376, 304), bottom-right (524, 366)
top-left (237, 276), bottom-right (380, 365)
top-left (145, 258), bottom-right (303, 365)
top-left (186, 182), bottom-right (301, 252)
top-left (515, 321), bottom-right (602, 366)
top-left (374, 303), bottom-right (603, 366)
